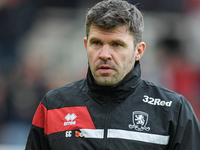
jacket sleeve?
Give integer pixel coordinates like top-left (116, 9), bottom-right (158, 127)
top-left (168, 96), bottom-right (200, 150)
top-left (25, 102), bottom-right (50, 150)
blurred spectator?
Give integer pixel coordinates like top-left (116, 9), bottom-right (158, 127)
top-left (37, 0), bottom-right (78, 8)
top-left (156, 37), bottom-right (200, 121)
top-left (0, 50), bottom-right (48, 144)
top-left (0, 0), bottom-right (41, 145)
top-left (129, 0), bottom-right (184, 12)
top-left (0, 73), bottom-right (9, 123)
top-left (0, 0), bottom-right (36, 73)
top-left (184, 0), bottom-right (200, 12)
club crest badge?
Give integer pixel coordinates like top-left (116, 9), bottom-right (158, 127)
top-left (129, 111), bottom-right (150, 131)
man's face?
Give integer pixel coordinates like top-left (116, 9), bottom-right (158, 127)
top-left (84, 25), bottom-right (144, 86)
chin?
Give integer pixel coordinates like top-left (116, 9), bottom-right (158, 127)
top-left (95, 78), bottom-right (117, 86)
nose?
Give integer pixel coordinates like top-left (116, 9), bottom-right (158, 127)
top-left (99, 44), bottom-right (112, 60)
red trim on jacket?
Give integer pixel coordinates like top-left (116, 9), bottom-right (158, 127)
top-left (32, 103), bottom-right (95, 135)
top-left (32, 102), bottom-right (47, 129)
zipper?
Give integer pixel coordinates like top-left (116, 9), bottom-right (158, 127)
top-left (103, 95), bottom-right (113, 150)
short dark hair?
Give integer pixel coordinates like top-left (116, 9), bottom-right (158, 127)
top-left (85, 0), bottom-right (144, 44)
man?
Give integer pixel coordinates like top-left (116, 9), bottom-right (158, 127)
top-left (25, 0), bottom-right (200, 149)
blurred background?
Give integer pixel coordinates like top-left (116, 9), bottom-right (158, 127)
top-left (0, 0), bottom-right (200, 149)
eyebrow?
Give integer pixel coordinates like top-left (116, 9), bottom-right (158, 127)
top-left (111, 40), bottom-right (126, 45)
top-left (89, 37), bottom-right (127, 46)
top-left (89, 38), bottom-right (102, 43)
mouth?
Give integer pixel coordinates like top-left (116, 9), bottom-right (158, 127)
top-left (99, 65), bottom-right (112, 69)
top-left (97, 65), bottom-right (113, 74)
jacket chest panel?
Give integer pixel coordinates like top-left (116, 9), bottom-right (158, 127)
top-left (46, 95), bottom-right (171, 150)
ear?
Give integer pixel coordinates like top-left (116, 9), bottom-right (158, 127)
top-left (84, 37), bottom-right (87, 51)
top-left (135, 42), bottom-right (146, 61)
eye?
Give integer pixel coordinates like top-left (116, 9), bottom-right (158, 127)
top-left (92, 41), bottom-right (101, 46)
top-left (113, 43), bottom-right (122, 47)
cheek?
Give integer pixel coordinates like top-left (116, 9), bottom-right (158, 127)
top-left (121, 53), bottom-right (135, 69)
top-left (88, 52), bottom-right (95, 63)
top-left (87, 51), bottom-right (98, 68)
top-left (118, 53), bottom-right (132, 66)
top-left (87, 54), bottom-right (93, 68)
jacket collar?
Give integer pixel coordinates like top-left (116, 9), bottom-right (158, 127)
top-left (87, 61), bottom-right (141, 103)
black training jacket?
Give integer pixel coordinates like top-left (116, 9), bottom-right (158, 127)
top-left (25, 61), bottom-right (200, 150)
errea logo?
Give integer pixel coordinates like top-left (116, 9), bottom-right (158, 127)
top-left (64, 113), bottom-right (77, 126)
top-left (143, 95), bottom-right (172, 107)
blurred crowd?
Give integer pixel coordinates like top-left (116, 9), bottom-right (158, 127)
top-left (0, 0), bottom-right (200, 146)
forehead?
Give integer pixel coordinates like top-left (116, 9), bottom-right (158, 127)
top-left (88, 25), bottom-right (134, 40)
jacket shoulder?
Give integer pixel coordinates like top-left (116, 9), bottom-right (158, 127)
top-left (141, 79), bottom-right (184, 105)
top-left (41, 79), bottom-right (87, 109)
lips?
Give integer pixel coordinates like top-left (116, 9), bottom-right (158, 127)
top-left (99, 64), bottom-right (112, 69)
top-left (97, 64), bottom-right (114, 74)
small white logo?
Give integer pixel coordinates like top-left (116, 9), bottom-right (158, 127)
top-left (129, 111), bottom-right (150, 131)
top-left (64, 113), bottom-right (77, 126)
top-left (66, 131), bottom-right (72, 137)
